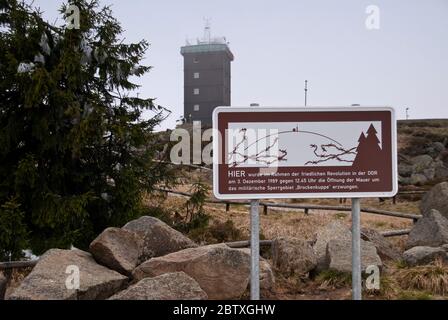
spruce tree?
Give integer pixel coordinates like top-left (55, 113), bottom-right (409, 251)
top-left (0, 0), bottom-right (173, 258)
top-left (353, 125), bottom-right (383, 169)
top-left (365, 124), bottom-right (382, 152)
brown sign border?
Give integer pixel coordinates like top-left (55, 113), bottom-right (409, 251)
top-left (212, 107), bottom-right (398, 200)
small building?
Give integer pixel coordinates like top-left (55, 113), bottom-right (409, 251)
top-left (181, 26), bottom-right (234, 126)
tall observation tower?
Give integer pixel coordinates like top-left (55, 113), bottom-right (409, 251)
top-left (181, 23), bottom-right (234, 125)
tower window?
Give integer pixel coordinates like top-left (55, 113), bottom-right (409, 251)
top-left (194, 104), bottom-right (200, 111)
top-left (193, 57), bottom-right (199, 63)
top-left (194, 88), bottom-right (200, 95)
top-left (194, 72), bottom-right (200, 79)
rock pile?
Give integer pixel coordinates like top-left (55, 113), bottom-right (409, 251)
top-left (403, 182), bottom-right (448, 266)
top-left (399, 144), bottom-right (448, 185)
top-left (324, 239), bottom-right (382, 273)
top-left (361, 228), bottom-right (402, 261)
top-left (269, 221), bottom-right (385, 277)
top-left (7, 217), bottom-right (255, 300)
top-left (271, 237), bottom-right (316, 275)
top-left (132, 244), bottom-right (251, 300)
top-left (122, 216), bottom-right (197, 261)
top-left (7, 214), bottom-right (391, 300)
top-left (89, 227), bottom-right (143, 276)
top-left (109, 272), bottom-right (208, 300)
top-left (9, 249), bottom-right (128, 300)
top-left (311, 221), bottom-right (383, 274)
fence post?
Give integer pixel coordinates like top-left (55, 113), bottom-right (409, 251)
top-left (351, 198), bottom-right (362, 300)
top-left (250, 200), bottom-right (260, 300)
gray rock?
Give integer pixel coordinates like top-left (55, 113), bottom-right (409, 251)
top-left (434, 162), bottom-right (448, 180)
top-left (398, 175), bottom-right (412, 186)
top-left (0, 272), bottom-right (6, 300)
top-left (237, 248), bottom-right (275, 292)
top-left (8, 249), bottom-right (128, 300)
top-left (433, 142), bottom-right (445, 153)
top-left (406, 209), bottom-right (448, 249)
top-left (398, 164), bottom-right (413, 177)
top-left (313, 221), bottom-right (351, 270)
top-left (123, 216), bottom-right (197, 261)
top-left (89, 227), bottom-right (143, 276)
top-left (259, 259), bottom-right (275, 293)
top-left (423, 168), bottom-right (436, 180)
top-left (325, 239), bottom-right (382, 273)
top-left (133, 244), bottom-right (250, 300)
top-left (403, 246), bottom-right (448, 266)
top-left (109, 272), bottom-right (208, 300)
top-left (424, 147), bottom-right (438, 158)
top-left (272, 237), bottom-right (317, 275)
top-left (410, 173), bottom-right (428, 186)
top-left (361, 228), bottom-right (402, 261)
top-left (420, 182), bottom-right (448, 218)
top-left (412, 155), bottom-right (434, 172)
top-left (442, 151), bottom-right (448, 166)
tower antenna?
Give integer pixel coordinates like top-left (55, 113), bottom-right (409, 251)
top-left (203, 18), bottom-right (211, 43)
top-left (304, 80), bottom-right (308, 106)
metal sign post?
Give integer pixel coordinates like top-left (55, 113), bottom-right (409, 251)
top-left (250, 200), bottom-right (260, 300)
top-left (351, 198), bottom-right (362, 300)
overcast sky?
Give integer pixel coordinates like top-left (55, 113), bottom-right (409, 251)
top-left (33, 0), bottom-right (448, 129)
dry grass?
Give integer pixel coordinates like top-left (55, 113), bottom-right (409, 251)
top-left (158, 167), bottom-right (419, 245)
top-left (398, 119), bottom-right (448, 154)
top-left (364, 275), bottom-right (401, 300)
top-left (266, 271), bottom-right (352, 300)
top-left (393, 259), bottom-right (448, 296)
top-left (315, 270), bottom-right (352, 289)
top-left (145, 191), bottom-right (415, 252)
top-left (396, 291), bottom-right (433, 300)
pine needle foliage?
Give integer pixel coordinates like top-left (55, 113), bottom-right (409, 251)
top-left (0, 0), bottom-right (173, 257)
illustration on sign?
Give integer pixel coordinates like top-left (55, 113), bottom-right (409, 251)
top-left (228, 122), bottom-right (383, 168)
top-left (213, 107), bottom-right (397, 199)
